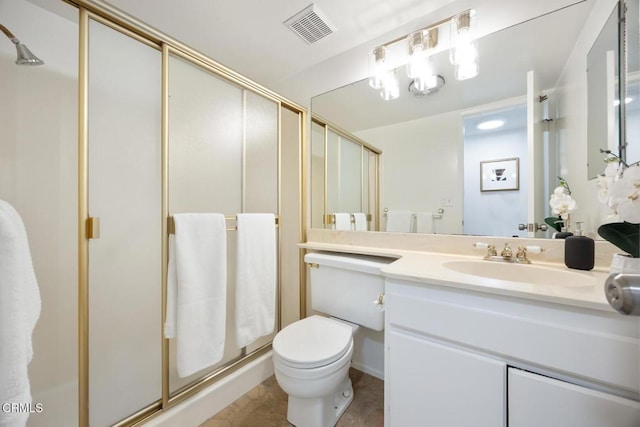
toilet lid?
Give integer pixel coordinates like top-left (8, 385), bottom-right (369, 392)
top-left (273, 316), bottom-right (353, 369)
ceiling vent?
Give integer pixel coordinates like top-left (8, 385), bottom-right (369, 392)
top-left (284, 4), bottom-right (336, 45)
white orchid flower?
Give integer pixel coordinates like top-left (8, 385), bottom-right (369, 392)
top-left (549, 186), bottom-right (577, 219)
top-left (610, 164), bottom-right (640, 223)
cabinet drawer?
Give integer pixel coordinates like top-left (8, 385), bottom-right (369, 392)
top-left (385, 278), bottom-right (640, 394)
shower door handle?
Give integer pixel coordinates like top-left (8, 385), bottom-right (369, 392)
top-left (86, 217), bottom-right (100, 239)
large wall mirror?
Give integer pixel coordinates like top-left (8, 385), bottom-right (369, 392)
top-left (625, 0), bottom-right (640, 165)
top-left (311, 0), bottom-right (636, 238)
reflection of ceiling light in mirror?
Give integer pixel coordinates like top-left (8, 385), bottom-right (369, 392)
top-left (408, 75), bottom-right (445, 97)
top-left (477, 119), bottom-right (505, 130)
top-left (613, 97), bottom-right (633, 106)
top-left (380, 71), bottom-right (400, 101)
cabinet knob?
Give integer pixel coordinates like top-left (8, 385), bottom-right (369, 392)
top-left (373, 293), bottom-right (385, 311)
top-left (605, 273), bottom-right (640, 315)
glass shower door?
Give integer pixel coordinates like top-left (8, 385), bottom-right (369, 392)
top-left (87, 19), bottom-right (162, 426)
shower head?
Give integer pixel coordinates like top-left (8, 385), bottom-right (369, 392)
top-left (0, 24), bottom-right (44, 66)
top-left (14, 43), bottom-right (44, 65)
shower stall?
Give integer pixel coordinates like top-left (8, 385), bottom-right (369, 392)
top-left (0, 0), bottom-right (305, 425)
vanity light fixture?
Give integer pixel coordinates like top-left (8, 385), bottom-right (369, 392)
top-left (477, 119), bottom-right (505, 130)
top-left (407, 28), bottom-right (439, 92)
top-left (449, 10), bottom-right (479, 80)
top-left (369, 45), bottom-right (400, 100)
top-left (368, 9), bottom-right (477, 100)
top-left (369, 46), bottom-right (388, 90)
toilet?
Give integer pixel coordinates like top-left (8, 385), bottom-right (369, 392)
top-left (272, 252), bottom-right (392, 427)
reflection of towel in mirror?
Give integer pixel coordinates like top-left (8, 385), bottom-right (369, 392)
top-left (385, 210), bottom-right (413, 232)
top-left (353, 213), bottom-right (367, 231)
top-left (416, 212), bottom-right (433, 234)
top-left (0, 200), bottom-right (41, 427)
top-left (333, 213), bottom-right (352, 231)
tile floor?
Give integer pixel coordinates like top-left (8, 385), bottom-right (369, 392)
top-left (200, 368), bottom-right (384, 427)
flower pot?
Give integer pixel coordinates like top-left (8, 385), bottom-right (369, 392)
top-left (610, 253), bottom-right (640, 274)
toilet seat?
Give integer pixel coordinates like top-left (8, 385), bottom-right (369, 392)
top-left (273, 315), bottom-right (353, 369)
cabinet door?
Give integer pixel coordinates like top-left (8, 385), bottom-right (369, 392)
top-left (385, 330), bottom-right (506, 427)
top-left (508, 368), bottom-right (640, 427)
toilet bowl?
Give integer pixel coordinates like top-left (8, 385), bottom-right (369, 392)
top-left (273, 315), bottom-right (357, 427)
top-left (272, 252), bottom-right (393, 427)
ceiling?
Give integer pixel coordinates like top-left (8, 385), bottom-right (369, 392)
top-left (20, 0), bottom-right (594, 104)
top-left (91, 0), bottom-right (456, 97)
top-left (77, 0), bottom-right (587, 104)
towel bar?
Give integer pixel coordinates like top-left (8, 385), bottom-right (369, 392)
top-left (167, 215), bottom-right (279, 234)
top-left (324, 213), bottom-right (373, 225)
top-left (383, 208), bottom-right (444, 219)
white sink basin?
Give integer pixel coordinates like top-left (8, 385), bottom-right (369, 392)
top-left (442, 260), bottom-right (596, 288)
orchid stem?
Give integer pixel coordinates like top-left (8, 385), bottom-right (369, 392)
top-left (600, 149), bottom-right (629, 168)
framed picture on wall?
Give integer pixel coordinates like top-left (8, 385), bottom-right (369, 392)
top-left (480, 157), bottom-right (519, 192)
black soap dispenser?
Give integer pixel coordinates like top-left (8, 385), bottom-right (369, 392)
top-left (564, 222), bottom-right (594, 271)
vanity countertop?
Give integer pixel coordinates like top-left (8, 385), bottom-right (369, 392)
top-left (299, 242), bottom-right (614, 313)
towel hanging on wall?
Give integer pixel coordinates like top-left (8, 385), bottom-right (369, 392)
top-left (235, 213), bottom-right (277, 348)
top-left (352, 213), bottom-right (368, 231)
top-left (164, 213), bottom-right (227, 378)
top-left (415, 212), bottom-right (434, 234)
top-left (385, 210), bottom-right (414, 232)
top-left (0, 199), bottom-right (41, 427)
top-left (333, 213), bottom-right (352, 231)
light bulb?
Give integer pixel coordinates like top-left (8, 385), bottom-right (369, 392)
top-left (369, 46), bottom-right (387, 89)
top-left (450, 9), bottom-right (479, 80)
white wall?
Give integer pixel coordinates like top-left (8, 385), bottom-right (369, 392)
top-left (355, 110), bottom-right (464, 235)
top-left (463, 126), bottom-right (528, 237)
top-left (0, 1), bottom-right (78, 426)
top-left (555, 0), bottom-right (620, 237)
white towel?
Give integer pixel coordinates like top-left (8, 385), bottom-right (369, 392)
top-left (0, 200), bottom-right (41, 427)
top-left (333, 213), bottom-right (352, 231)
top-left (235, 213), bottom-right (276, 348)
top-left (353, 213), bottom-right (368, 231)
top-left (385, 210), bottom-right (414, 232)
top-left (416, 212), bottom-right (434, 234)
top-left (164, 213), bottom-right (227, 378)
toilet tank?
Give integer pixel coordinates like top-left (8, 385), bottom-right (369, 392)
top-left (305, 252), bottom-right (395, 331)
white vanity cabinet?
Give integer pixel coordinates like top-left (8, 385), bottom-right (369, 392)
top-left (384, 278), bottom-right (640, 427)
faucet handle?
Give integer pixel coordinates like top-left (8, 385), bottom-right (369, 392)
top-left (516, 245), bottom-right (528, 259)
top-left (474, 242), bottom-right (497, 257)
top-left (516, 245), bottom-right (544, 263)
